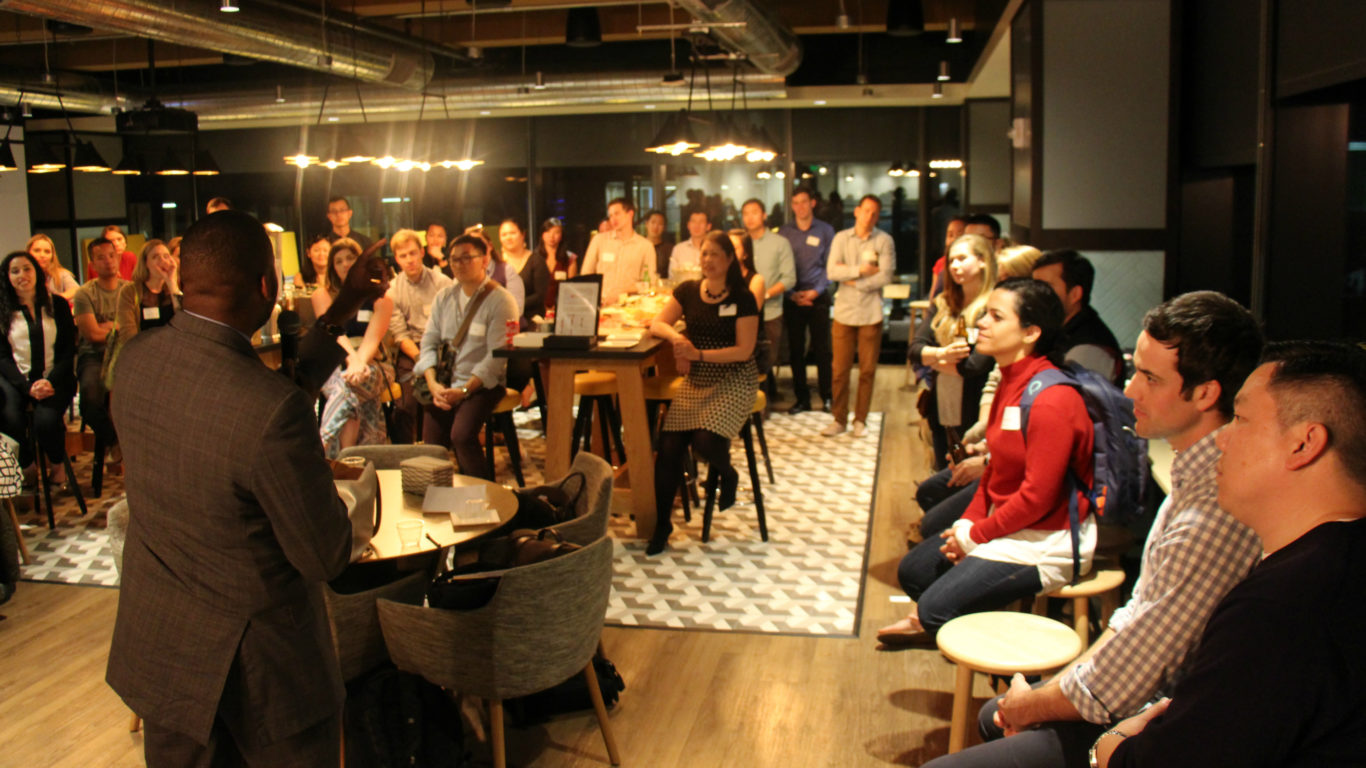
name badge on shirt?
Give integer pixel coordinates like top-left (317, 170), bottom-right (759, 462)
top-left (1001, 406), bottom-right (1022, 431)
top-left (422, 303), bottom-right (432, 316)
top-left (470, 322), bottom-right (487, 337)
top-left (554, 270), bottom-right (568, 280)
top-left (357, 309), bottom-right (372, 323)
top-left (966, 327), bottom-right (979, 345)
top-left (601, 252), bottom-right (617, 263)
top-left (142, 306), bottom-right (161, 320)
top-left (805, 235), bottom-right (821, 247)
top-left (718, 304), bottom-right (737, 317)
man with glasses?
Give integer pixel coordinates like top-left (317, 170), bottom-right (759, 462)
top-left (324, 196), bottom-right (372, 252)
top-left (416, 234), bottom-right (518, 479)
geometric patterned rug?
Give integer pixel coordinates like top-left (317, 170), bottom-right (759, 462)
top-left (16, 410), bottom-right (883, 638)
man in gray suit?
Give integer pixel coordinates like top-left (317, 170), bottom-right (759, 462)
top-left (107, 210), bottom-right (378, 767)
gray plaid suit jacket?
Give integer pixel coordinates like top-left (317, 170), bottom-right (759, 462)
top-left (107, 311), bottom-right (353, 747)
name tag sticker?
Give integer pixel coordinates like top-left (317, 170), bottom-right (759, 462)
top-left (718, 304), bottom-right (737, 317)
top-left (470, 322), bottom-right (487, 336)
top-left (967, 327), bottom-right (979, 345)
top-left (554, 270), bottom-right (568, 280)
top-left (422, 304), bottom-right (432, 316)
top-left (356, 309), bottom-right (372, 322)
top-left (601, 252), bottom-right (617, 263)
top-left (142, 307), bottom-right (160, 320)
top-left (1001, 406), bottom-right (1022, 431)
top-left (806, 235), bottom-right (821, 247)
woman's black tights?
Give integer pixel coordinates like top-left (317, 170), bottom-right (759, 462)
top-left (651, 428), bottom-right (733, 547)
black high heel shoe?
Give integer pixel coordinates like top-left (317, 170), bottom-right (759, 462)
top-left (646, 517), bottom-right (673, 556)
top-left (719, 466), bottom-right (739, 511)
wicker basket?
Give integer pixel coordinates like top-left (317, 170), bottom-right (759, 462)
top-left (400, 455), bottom-right (454, 496)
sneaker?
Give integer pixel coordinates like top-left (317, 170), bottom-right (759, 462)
top-left (820, 421), bottom-right (847, 437)
top-left (852, 421), bottom-right (868, 438)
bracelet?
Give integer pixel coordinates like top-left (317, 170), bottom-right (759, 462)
top-left (1087, 728), bottom-right (1130, 768)
top-left (698, 349), bottom-right (705, 363)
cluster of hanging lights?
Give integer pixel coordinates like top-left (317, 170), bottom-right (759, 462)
top-left (645, 62), bottom-right (779, 164)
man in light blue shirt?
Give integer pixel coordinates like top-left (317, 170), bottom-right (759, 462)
top-left (778, 186), bottom-right (836, 413)
top-left (416, 234), bottom-right (518, 479)
top-left (742, 198), bottom-right (795, 387)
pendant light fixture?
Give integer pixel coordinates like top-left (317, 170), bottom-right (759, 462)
top-left (71, 140), bottom-right (111, 172)
top-left (565, 8), bottom-right (602, 48)
top-left (0, 121), bottom-right (18, 172)
top-left (193, 150), bottom-right (221, 176)
top-left (886, 0), bottom-right (925, 37)
top-left (155, 148), bottom-right (190, 175)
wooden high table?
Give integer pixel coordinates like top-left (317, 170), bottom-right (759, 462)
top-left (496, 336), bottom-right (668, 539)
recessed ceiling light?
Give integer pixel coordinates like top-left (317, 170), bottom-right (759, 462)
top-left (327, 116), bottom-right (339, 122)
top-left (479, 110), bottom-right (491, 116)
top-left (813, 99), bottom-right (827, 106)
top-left (644, 104), bottom-right (656, 110)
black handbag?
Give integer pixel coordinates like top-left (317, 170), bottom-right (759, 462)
top-left (427, 528), bottom-right (581, 610)
top-left (509, 471), bottom-right (587, 530)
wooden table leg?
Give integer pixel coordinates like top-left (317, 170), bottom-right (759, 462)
top-left (545, 361), bottom-right (576, 481)
top-left (949, 663), bottom-right (973, 753)
top-left (612, 363), bottom-right (656, 540)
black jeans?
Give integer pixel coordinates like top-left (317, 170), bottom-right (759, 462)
top-left (783, 293), bottom-right (832, 402)
top-left (78, 351), bottom-right (117, 448)
top-left (421, 385), bottom-right (503, 480)
top-left (0, 377), bottom-right (68, 467)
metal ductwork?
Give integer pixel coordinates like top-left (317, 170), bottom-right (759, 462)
top-left (0, 0), bottom-right (437, 91)
top-left (0, 69), bottom-right (125, 114)
top-left (166, 71), bottom-right (788, 129)
top-left (674, 0), bottom-right (802, 77)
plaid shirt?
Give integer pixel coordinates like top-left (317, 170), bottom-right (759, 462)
top-left (1060, 430), bottom-right (1263, 723)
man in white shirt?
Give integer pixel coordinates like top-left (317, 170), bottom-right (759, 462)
top-left (742, 198), bottom-right (796, 385)
top-left (387, 228), bottom-right (452, 443)
top-left (580, 198), bottom-right (656, 304)
top-left (669, 209), bottom-right (710, 279)
top-left (822, 194), bottom-right (894, 437)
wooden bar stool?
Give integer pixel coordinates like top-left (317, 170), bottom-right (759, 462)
top-left (572, 372), bottom-right (626, 466)
top-left (936, 611), bottom-right (1084, 753)
top-left (1033, 567), bottom-right (1126, 645)
top-left (484, 388), bottom-right (526, 487)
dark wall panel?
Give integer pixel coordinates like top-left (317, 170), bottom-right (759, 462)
top-left (1277, 0), bottom-right (1366, 98)
top-left (1183, 0), bottom-right (1258, 168)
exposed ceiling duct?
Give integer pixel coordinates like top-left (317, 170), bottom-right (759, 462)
top-left (674, 0), bottom-right (803, 77)
top-left (166, 71), bottom-right (788, 129)
top-left (0, 0), bottom-right (437, 91)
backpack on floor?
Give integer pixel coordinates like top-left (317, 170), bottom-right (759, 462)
top-left (504, 655), bottom-right (626, 727)
top-left (343, 665), bottom-right (469, 768)
top-left (1019, 362), bottom-right (1149, 581)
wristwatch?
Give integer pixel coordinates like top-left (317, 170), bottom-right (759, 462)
top-left (316, 317), bottom-right (345, 338)
top-left (1088, 728), bottom-right (1129, 768)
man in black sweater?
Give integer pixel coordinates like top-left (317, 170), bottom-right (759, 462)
top-left (1032, 250), bottom-right (1123, 384)
top-left (1094, 340), bottom-right (1366, 767)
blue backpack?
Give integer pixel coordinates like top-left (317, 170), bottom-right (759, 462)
top-left (1019, 362), bottom-right (1148, 582)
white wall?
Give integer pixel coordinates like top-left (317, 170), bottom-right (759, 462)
top-left (0, 127), bottom-right (30, 251)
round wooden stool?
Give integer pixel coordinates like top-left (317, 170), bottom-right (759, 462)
top-left (937, 611), bottom-right (1084, 753)
top-left (1034, 568), bottom-right (1126, 645)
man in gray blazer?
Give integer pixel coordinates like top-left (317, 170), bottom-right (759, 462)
top-left (107, 210), bottom-right (376, 766)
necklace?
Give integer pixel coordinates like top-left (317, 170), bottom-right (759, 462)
top-left (703, 282), bottom-right (729, 300)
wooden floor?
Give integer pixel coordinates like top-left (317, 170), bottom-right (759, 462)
top-left (0, 364), bottom-right (1001, 768)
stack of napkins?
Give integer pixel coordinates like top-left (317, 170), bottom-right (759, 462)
top-left (600, 330), bottom-right (645, 348)
top-left (512, 332), bottom-right (549, 348)
top-left (399, 456), bottom-right (453, 496)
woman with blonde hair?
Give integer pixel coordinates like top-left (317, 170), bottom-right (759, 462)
top-left (909, 233), bottom-right (999, 470)
top-left (26, 235), bottom-right (78, 302)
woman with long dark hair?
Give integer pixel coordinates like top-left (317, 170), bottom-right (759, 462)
top-left (0, 251), bottom-right (76, 486)
top-left (293, 234), bottom-right (331, 292)
top-left (534, 217), bottom-right (578, 311)
top-left (646, 231), bottom-right (759, 555)
top-left (880, 278), bottom-right (1097, 643)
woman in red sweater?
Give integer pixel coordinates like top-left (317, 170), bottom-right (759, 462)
top-left (880, 277), bottom-right (1097, 643)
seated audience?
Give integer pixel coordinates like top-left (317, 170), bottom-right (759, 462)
top-left (415, 234), bottom-right (518, 479)
top-left (499, 218), bottom-right (549, 330)
top-left (73, 238), bottom-right (127, 471)
top-left (464, 225), bottom-right (526, 315)
top-left (27, 234), bottom-right (78, 303)
top-left (926, 214), bottom-right (967, 304)
top-left (311, 238), bottom-right (394, 457)
top-left (1094, 340), bottom-right (1366, 767)
top-left (113, 239), bottom-right (181, 351)
top-left (293, 234), bottom-right (331, 292)
top-left (535, 216), bottom-right (577, 310)
top-left (882, 278), bottom-right (1095, 642)
top-left (0, 251), bottom-right (76, 485)
top-left (645, 209), bottom-right (674, 279)
top-left (647, 231), bottom-right (759, 556)
top-left (386, 228), bottom-right (452, 444)
top-left (1032, 250), bottom-right (1124, 384)
top-left (909, 233), bottom-right (998, 467)
top-left (101, 225), bottom-right (138, 282)
top-left (924, 290), bottom-right (1265, 768)
top-left (323, 196), bottom-right (372, 252)
top-left (424, 222), bottom-right (449, 274)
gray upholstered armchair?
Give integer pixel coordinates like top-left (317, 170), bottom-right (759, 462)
top-left (377, 535), bottom-right (619, 768)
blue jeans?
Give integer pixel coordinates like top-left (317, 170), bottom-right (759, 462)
top-left (897, 538), bottom-right (1043, 632)
top-left (921, 688), bottom-right (1103, 768)
top-left (916, 468), bottom-right (979, 538)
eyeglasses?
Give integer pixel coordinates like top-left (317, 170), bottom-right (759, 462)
top-left (450, 254), bottom-right (482, 265)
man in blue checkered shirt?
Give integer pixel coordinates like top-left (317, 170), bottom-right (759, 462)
top-left (923, 291), bottom-right (1265, 768)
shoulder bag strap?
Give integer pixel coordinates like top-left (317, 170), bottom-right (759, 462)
top-left (449, 281), bottom-right (496, 351)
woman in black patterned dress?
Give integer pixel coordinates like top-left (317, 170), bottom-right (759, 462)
top-left (647, 231), bottom-right (759, 555)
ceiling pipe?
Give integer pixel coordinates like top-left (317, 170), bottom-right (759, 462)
top-left (672, 0), bottom-right (802, 77)
top-left (165, 71), bottom-right (788, 128)
top-left (0, 0), bottom-right (438, 91)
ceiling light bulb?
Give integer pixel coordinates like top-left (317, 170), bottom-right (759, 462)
top-left (373, 155), bottom-right (397, 169)
top-left (932, 82), bottom-right (944, 99)
top-left (220, 0), bottom-right (239, 12)
top-left (938, 61), bottom-right (951, 82)
top-left (275, 85), bottom-right (285, 103)
top-left (947, 18), bottom-right (963, 43)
